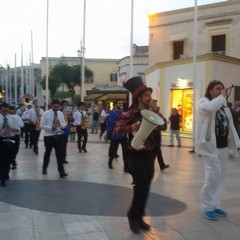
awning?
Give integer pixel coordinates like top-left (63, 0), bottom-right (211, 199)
top-left (84, 90), bottom-right (128, 102)
top-left (96, 93), bottom-right (128, 101)
top-left (84, 93), bottom-right (104, 101)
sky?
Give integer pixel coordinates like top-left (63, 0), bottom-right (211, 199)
top-left (0, 0), bottom-right (227, 67)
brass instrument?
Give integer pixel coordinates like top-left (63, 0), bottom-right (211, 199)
top-left (35, 107), bottom-right (41, 131)
top-left (81, 112), bottom-right (89, 129)
top-left (52, 111), bottom-right (63, 135)
top-left (21, 94), bottom-right (34, 105)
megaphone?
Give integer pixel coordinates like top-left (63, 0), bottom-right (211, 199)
top-left (131, 109), bottom-right (164, 150)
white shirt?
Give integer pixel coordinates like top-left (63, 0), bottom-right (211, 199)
top-left (100, 109), bottom-right (108, 123)
top-left (0, 114), bottom-right (19, 137)
top-left (195, 95), bottom-right (240, 157)
top-left (40, 109), bottom-right (66, 136)
top-left (28, 107), bottom-right (44, 125)
top-left (73, 110), bottom-right (87, 126)
top-left (11, 114), bottom-right (24, 135)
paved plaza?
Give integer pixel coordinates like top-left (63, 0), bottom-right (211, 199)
top-left (0, 132), bottom-right (240, 240)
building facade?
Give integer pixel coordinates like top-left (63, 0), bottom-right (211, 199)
top-left (145, 0), bottom-right (240, 132)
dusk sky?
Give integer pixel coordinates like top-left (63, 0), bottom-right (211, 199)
top-left (0, 0), bottom-right (227, 67)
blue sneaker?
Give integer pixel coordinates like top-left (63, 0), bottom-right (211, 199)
top-left (215, 208), bottom-right (227, 217)
top-left (204, 211), bottom-right (217, 221)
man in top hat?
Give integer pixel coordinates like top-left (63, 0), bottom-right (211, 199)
top-left (113, 76), bottom-right (159, 234)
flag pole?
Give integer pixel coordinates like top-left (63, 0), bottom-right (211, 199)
top-left (81, 0), bottom-right (86, 102)
top-left (128, 0), bottom-right (134, 107)
top-left (45, 0), bottom-right (49, 110)
top-left (189, 0), bottom-right (198, 153)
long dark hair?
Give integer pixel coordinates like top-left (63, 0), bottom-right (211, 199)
top-left (204, 80), bottom-right (224, 100)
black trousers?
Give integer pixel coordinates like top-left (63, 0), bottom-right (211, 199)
top-left (100, 122), bottom-right (107, 138)
top-left (30, 124), bottom-right (40, 152)
top-left (108, 138), bottom-right (128, 167)
top-left (24, 123), bottom-right (32, 147)
top-left (127, 149), bottom-right (155, 220)
top-left (10, 135), bottom-right (20, 165)
top-left (43, 135), bottom-right (65, 174)
top-left (77, 126), bottom-right (88, 150)
top-left (62, 134), bottom-right (69, 162)
top-left (0, 138), bottom-right (14, 181)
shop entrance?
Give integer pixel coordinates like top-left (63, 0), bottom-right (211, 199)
top-left (170, 89), bottom-right (193, 132)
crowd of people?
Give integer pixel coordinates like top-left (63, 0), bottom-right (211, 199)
top-left (0, 77), bottom-right (240, 234)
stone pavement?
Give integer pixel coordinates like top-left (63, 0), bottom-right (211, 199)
top-left (0, 131), bottom-right (240, 240)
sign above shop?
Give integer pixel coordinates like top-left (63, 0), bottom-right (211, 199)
top-left (171, 81), bottom-right (193, 89)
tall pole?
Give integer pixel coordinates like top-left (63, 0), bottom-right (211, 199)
top-left (21, 43), bottom-right (24, 97)
top-left (81, 0), bottom-right (86, 102)
top-left (31, 30), bottom-right (34, 97)
top-left (9, 65), bottom-right (12, 104)
top-left (128, 0), bottom-right (134, 107)
top-left (14, 53), bottom-right (17, 104)
top-left (29, 52), bottom-right (32, 96)
top-left (190, 0), bottom-right (198, 153)
top-left (5, 66), bottom-right (8, 102)
top-left (45, 0), bottom-right (49, 109)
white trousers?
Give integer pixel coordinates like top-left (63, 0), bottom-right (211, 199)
top-left (201, 148), bottom-right (227, 211)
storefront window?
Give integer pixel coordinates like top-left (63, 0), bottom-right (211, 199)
top-left (171, 89), bottom-right (193, 131)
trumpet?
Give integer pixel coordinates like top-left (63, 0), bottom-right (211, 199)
top-left (225, 84), bottom-right (234, 100)
top-left (226, 84), bottom-right (234, 91)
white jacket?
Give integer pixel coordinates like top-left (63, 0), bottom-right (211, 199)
top-left (195, 95), bottom-right (240, 157)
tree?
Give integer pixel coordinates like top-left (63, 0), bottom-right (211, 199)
top-left (41, 63), bottom-right (94, 103)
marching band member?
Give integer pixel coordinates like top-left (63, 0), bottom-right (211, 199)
top-left (73, 101), bottom-right (89, 153)
top-left (0, 103), bottom-right (18, 186)
top-left (22, 104), bottom-right (33, 148)
top-left (28, 99), bottom-right (44, 154)
top-left (8, 105), bottom-right (24, 170)
top-left (61, 100), bottom-right (73, 164)
top-left (40, 99), bottom-right (68, 178)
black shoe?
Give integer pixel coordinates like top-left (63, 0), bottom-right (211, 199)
top-left (161, 164), bottom-right (170, 171)
top-left (82, 149), bottom-right (87, 153)
top-left (127, 213), bottom-right (140, 234)
top-left (1, 180), bottom-right (6, 187)
top-left (79, 150), bottom-right (82, 153)
top-left (108, 161), bottom-right (113, 169)
top-left (11, 165), bottom-right (17, 170)
top-left (114, 154), bottom-right (119, 159)
top-left (63, 160), bottom-right (69, 164)
top-left (124, 166), bottom-right (130, 173)
top-left (60, 173), bottom-right (68, 178)
top-left (42, 169), bottom-right (47, 175)
top-left (138, 219), bottom-right (151, 231)
top-left (25, 145), bottom-right (28, 148)
top-left (34, 150), bottom-right (39, 155)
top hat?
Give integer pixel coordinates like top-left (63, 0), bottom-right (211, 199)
top-left (124, 76), bottom-right (152, 100)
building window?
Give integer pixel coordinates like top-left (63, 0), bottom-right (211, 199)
top-left (212, 34), bottom-right (226, 53)
top-left (110, 73), bottom-right (117, 82)
top-left (173, 41), bottom-right (184, 60)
